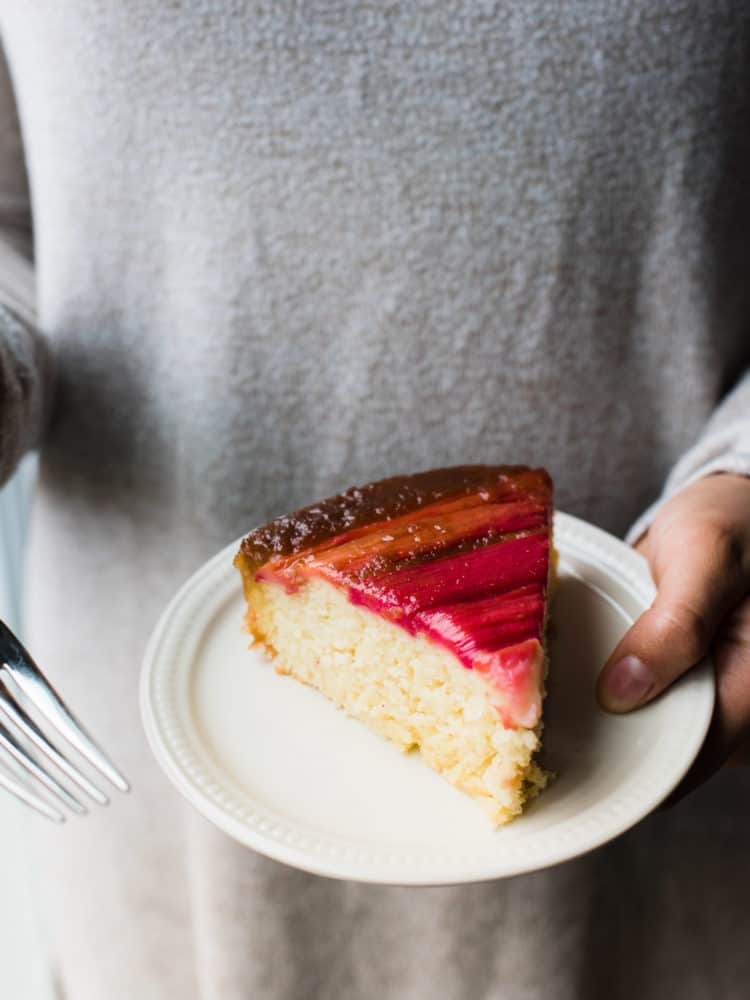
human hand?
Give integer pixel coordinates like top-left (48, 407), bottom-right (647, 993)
top-left (596, 473), bottom-right (750, 802)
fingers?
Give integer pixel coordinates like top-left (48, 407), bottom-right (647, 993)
top-left (661, 596), bottom-right (750, 805)
top-left (705, 598), bottom-right (750, 756)
top-left (598, 523), bottom-right (750, 713)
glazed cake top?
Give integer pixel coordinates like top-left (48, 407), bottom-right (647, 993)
top-left (238, 465), bottom-right (552, 574)
top-left (236, 465), bottom-right (553, 728)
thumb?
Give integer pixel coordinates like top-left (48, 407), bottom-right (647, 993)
top-left (597, 526), bottom-right (748, 712)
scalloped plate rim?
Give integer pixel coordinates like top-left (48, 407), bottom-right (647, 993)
top-left (139, 510), bottom-right (715, 885)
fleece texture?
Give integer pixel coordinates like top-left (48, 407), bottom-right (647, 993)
top-left (1, 3), bottom-right (750, 998)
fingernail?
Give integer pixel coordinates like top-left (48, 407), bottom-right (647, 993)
top-left (600, 655), bottom-right (655, 712)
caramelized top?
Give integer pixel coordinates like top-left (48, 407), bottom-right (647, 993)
top-left (238, 465), bottom-right (552, 575)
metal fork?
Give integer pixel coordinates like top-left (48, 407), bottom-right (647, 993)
top-left (0, 619), bottom-right (129, 822)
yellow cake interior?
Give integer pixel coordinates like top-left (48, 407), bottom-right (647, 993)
top-left (240, 571), bottom-right (548, 826)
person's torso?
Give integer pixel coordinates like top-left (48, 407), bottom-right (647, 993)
top-left (3, 0), bottom-right (749, 547)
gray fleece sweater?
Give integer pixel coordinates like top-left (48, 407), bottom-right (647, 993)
top-left (1, 3), bottom-right (750, 999)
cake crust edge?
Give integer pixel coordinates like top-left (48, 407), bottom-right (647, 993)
top-left (236, 465), bottom-right (552, 575)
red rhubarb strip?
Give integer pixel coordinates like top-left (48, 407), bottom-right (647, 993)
top-left (307, 501), bottom-right (546, 575)
top-left (347, 531), bottom-right (549, 618)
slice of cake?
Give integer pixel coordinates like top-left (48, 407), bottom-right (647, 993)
top-left (234, 465), bottom-right (554, 825)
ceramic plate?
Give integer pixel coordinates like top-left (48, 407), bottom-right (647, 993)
top-left (140, 511), bottom-right (714, 885)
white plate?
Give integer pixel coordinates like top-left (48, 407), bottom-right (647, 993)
top-left (140, 511), bottom-right (714, 885)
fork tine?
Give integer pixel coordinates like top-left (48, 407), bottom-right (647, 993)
top-left (0, 680), bottom-right (109, 805)
top-left (0, 621), bottom-right (129, 793)
top-left (0, 718), bottom-right (87, 814)
top-left (0, 763), bottom-right (65, 822)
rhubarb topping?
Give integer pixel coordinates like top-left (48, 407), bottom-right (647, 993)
top-left (243, 466), bottom-right (553, 728)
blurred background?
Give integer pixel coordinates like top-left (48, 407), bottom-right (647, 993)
top-left (0, 458), bottom-right (53, 999)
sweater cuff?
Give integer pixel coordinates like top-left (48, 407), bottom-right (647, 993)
top-left (0, 302), bottom-right (54, 484)
top-left (625, 448), bottom-right (750, 546)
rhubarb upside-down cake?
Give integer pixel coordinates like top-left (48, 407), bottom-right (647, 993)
top-left (234, 466), bottom-right (555, 825)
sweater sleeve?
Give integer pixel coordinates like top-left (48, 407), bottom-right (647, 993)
top-left (626, 366), bottom-right (750, 544)
top-left (0, 40), bottom-right (54, 487)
